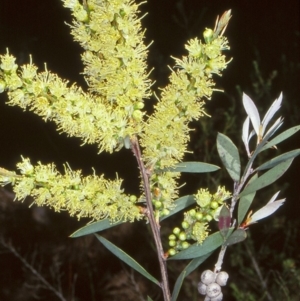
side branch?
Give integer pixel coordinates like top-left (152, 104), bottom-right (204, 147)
top-left (131, 137), bottom-right (171, 301)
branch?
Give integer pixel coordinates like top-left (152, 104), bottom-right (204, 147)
top-left (0, 238), bottom-right (67, 301)
top-left (131, 137), bottom-right (171, 301)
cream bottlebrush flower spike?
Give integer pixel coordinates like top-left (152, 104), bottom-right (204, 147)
top-left (62, 0), bottom-right (152, 149)
top-left (0, 0), bottom-right (152, 154)
top-left (0, 157), bottom-right (142, 222)
top-left (141, 12), bottom-right (231, 170)
top-left (140, 11), bottom-right (231, 219)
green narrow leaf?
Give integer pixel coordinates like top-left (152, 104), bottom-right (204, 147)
top-left (160, 195), bottom-right (196, 221)
top-left (171, 253), bottom-right (212, 301)
top-left (169, 231), bottom-right (224, 260)
top-left (239, 158), bottom-right (293, 197)
top-left (238, 192), bottom-right (256, 226)
top-left (237, 173), bottom-right (257, 226)
top-left (95, 234), bottom-right (160, 286)
top-left (255, 149), bottom-right (300, 171)
top-left (162, 162), bottom-right (220, 173)
top-left (259, 125), bottom-right (300, 153)
top-left (172, 271), bottom-right (186, 301)
top-left (70, 219), bottom-right (124, 238)
top-left (217, 133), bottom-right (241, 182)
top-left (225, 229), bottom-right (247, 246)
top-left (147, 296), bottom-right (154, 301)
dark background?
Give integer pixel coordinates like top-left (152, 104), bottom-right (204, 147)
top-left (0, 0), bottom-right (299, 300)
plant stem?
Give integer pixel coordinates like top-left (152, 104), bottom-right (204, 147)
top-left (215, 159), bottom-right (255, 272)
top-left (1, 238), bottom-right (67, 301)
top-left (214, 245), bottom-right (228, 273)
top-left (245, 241), bottom-right (274, 301)
top-left (131, 137), bottom-right (171, 301)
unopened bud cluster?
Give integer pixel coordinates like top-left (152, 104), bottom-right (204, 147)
top-left (149, 172), bottom-right (179, 218)
top-left (194, 187), bottom-right (231, 221)
top-left (198, 270), bottom-right (229, 301)
top-left (168, 208), bottom-right (209, 256)
top-left (168, 187), bottom-right (230, 255)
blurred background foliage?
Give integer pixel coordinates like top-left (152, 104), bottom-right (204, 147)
top-left (0, 0), bottom-right (299, 300)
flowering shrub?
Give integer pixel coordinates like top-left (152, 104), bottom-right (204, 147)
top-left (0, 1), bottom-right (299, 300)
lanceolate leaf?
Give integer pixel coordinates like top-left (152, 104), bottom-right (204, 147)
top-left (162, 162), bottom-right (220, 173)
top-left (225, 229), bottom-right (247, 246)
top-left (237, 173), bottom-right (257, 225)
top-left (169, 231), bottom-right (224, 260)
top-left (172, 271), bottom-right (186, 301)
top-left (243, 93), bottom-right (261, 136)
top-left (147, 296), bottom-right (154, 301)
top-left (263, 117), bottom-right (283, 140)
top-left (242, 116), bottom-right (253, 157)
top-left (238, 191), bottom-right (256, 226)
top-left (95, 235), bottom-right (160, 286)
top-left (240, 158), bottom-right (293, 197)
top-left (261, 93), bottom-right (283, 135)
top-left (256, 149), bottom-right (300, 171)
top-left (246, 191), bottom-right (285, 226)
top-left (70, 219), bottom-right (124, 238)
top-left (171, 253), bottom-right (212, 301)
top-left (217, 133), bottom-right (241, 182)
top-left (160, 195), bottom-right (196, 221)
top-left (244, 120), bottom-right (285, 174)
top-left (260, 125), bottom-right (300, 153)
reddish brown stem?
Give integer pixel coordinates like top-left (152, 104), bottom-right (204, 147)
top-left (131, 138), bottom-right (171, 301)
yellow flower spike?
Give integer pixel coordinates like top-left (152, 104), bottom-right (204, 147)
top-left (2, 158), bottom-right (142, 223)
top-left (141, 24), bottom-right (230, 170)
top-left (0, 0), bottom-right (153, 154)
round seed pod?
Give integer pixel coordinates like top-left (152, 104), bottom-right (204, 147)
top-left (216, 271), bottom-right (229, 286)
top-left (206, 282), bottom-right (222, 298)
top-left (211, 292), bottom-right (223, 301)
top-left (201, 269), bottom-right (215, 285)
top-left (197, 282), bottom-right (207, 295)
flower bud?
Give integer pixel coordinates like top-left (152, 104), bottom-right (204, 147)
top-left (129, 195), bottom-right (137, 202)
top-left (169, 240), bottom-right (176, 247)
top-left (203, 28), bottom-right (214, 43)
top-left (154, 200), bottom-right (162, 209)
top-left (195, 212), bottom-right (203, 221)
top-left (168, 248), bottom-right (176, 256)
top-left (168, 234), bottom-right (176, 241)
top-left (181, 221), bottom-right (189, 229)
top-left (210, 201), bottom-right (219, 209)
top-left (189, 209), bottom-right (196, 217)
top-left (178, 232), bottom-right (186, 241)
top-left (132, 109), bottom-right (143, 121)
top-left (173, 227), bottom-right (181, 235)
top-left (181, 241), bottom-right (189, 249)
top-left (134, 102), bottom-right (144, 109)
top-left (162, 209), bottom-right (170, 216)
top-left (205, 214), bottom-right (213, 222)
